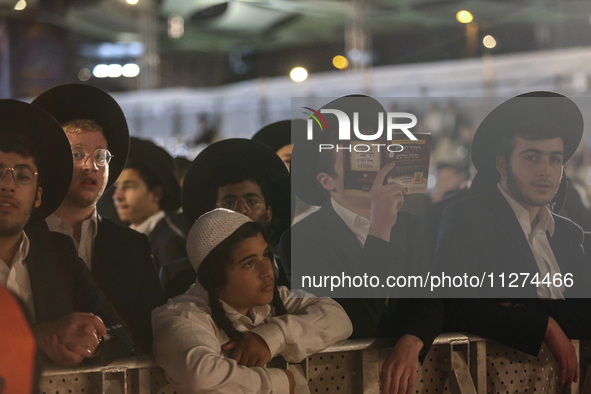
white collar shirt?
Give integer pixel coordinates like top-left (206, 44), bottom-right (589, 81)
top-left (0, 232), bottom-right (34, 320)
top-left (130, 210), bottom-right (166, 236)
top-left (498, 184), bottom-right (564, 299)
top-left (46, 209), bottom-right (98, 270)
top-left (151, 282), bottom-right (352, 394)
top-left (331, 198), bottom-right (371, 246)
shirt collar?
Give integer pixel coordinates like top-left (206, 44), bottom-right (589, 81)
top-left (7, 231), bottom-right (30, 267)
top-left (46, 209), bottom-right (99, 239)
top-left (19, 232), bottom-right (30, 263)
top-left (331, 198), bottom-right (370, 230)
top-left (497, 184), bottom-right (555, 236)
top-left (130, 210), bottom-right (166, 235)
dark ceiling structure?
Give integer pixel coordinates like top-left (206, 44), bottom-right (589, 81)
top-left (3, 0), bottom-right (591, 94)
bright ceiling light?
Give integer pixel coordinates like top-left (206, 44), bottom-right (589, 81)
top-left (483, 35), bottom-right (497, 49)
top-left (14, 0), bottom-right (26, 10)
top-left (93, 64), bottom-right (109, 78)
top-left (122, 63), bottom-right (140, 77)
top-left (290, 67), bottom-right (308, 82)
top-left (456, 10), bottom-right (473, 24)
top-left (107, 64), bottom-right (122, 78)
top-left (126, 0), bottom-right (139, 4)
top-left (332, 56), bottom-right (349, 70)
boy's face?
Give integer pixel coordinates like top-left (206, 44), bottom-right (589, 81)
top-left (497, 137), bottom-right (564, 209)
top-left (0, 151), bottom-right (41, 236)
top-left (218, 233), bottom-right (275, 315)
top-left (113, 168), bottom-right (161, 225)
top-left (216, 180), bottom-right (272, 224)
top-left (317, 149), bottom-right (370, 204)
top-left (64, 130), bottom-right (109, 209)
top-left (276, 144), bottom-right (293, 171)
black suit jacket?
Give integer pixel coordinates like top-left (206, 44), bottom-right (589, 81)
top-left (280, 202), bottom-right (443, 357)
top-left (25, 225), bottom-right (135, 363)
top-left (436, 186), bottom-right (591, 355)
top-left (92, 216), bottom-right (167, 353)
top-left (148, 215), bottom-right (187, 271)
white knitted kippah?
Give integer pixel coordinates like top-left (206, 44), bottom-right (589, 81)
top-left (187, 208), bottom-right (253, 272)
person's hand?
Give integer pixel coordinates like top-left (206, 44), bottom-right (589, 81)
top-left (221, 331), bottom-right (272, 367)
top-left (369, 162), bottom-right (406, 242)
top-left (34, 313), bottom-right (106, 367)
top-left (380, 334), bottom-right (423, 394)
top-left (544, 317), bottom-right (578, 387)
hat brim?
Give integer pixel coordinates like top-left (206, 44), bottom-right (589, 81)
top-left (31, 84), bottom-right (129, 189)
top-left (471, 92), bottom-right (583, 177)
top-left (128, 137), bottom-right (181, 212)
top-left (252, 120), bottom-right (293, 153)
top-left (182, 139), bottom-right (290, 242)
top-left (0, 100), bottom-right (73, 218)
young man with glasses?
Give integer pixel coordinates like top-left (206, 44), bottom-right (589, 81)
top-left (32, 84), bottom-right (166, 354)
top-left (160, 139), bottom-right (291, 297)
top-left (0, 99), bottom-right (134, 367)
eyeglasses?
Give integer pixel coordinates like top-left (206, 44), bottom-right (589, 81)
top-left (216, 195), bottom-right (266, 211)
top-left (72, 148), bottom-right (113, 167)
top-left (0, 165), bottom-right (38, 185)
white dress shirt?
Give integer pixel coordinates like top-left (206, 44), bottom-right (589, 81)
top-left (130, 210), bottom-right (166, 236)
top-left (331, 198), bottom-right (371, 247)
top-left (498, 184), bottom-right (564, 299)
top-left (152, 283), bottom-right (352, 394)
top-left (46, 210), bottom-right (98, 270)
top-left (0, 232), bottom-right (34, 320)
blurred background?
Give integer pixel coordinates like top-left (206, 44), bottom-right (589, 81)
top-left (4, 0), bottom-right (591, 205)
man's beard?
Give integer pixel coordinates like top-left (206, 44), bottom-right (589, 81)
top-left (255, 211), bottom-right (270, 225)
top-left (0, 200), bottom-right (34, 237)
top-left (506, 162), bottom-right (558, 207)
top-left (64, 183), bottom-right (106, 209)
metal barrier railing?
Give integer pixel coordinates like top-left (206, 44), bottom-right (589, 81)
top-left (38, 335), bottom-right (583, 394)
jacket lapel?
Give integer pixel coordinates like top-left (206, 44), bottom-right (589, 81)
top-left (487, 187), bottom-right (540, 274)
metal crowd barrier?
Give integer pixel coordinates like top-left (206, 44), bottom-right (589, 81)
top-left (38, 335), bottom-right (583, 394)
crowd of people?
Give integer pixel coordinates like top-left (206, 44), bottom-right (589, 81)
top-left (1, 84), bottom-right (591, 394)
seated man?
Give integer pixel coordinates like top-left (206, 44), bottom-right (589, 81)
top-left (161, 139), bottom-right (291, 297)
top-left (436, 92), bottom-right (591, 388)
top-left (113, 137), bottom-right (187, 271)
top-left (0, 100), bottom-right (133, 367)
top-left (283, 95), bottom-right (444, 394)
top-left (32, 84), bottom-right (166, 354)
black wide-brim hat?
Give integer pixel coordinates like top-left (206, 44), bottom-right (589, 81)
top-left (0, 100), bottom-right (73, 218)
top-left (128, 137), bottom-right (181, 212)
top-left (292, 95), bottom-right (386, 206)
top-left (182, 139), bottom-right (291, 243)
top-left (252, 120), bottom-right (292, 153)
top-left (31, 84), bottom-right (130, 189)
top-left (252, 119), bottom-right (309, 153)
top-left (471, 91), bottom-right (583, 180)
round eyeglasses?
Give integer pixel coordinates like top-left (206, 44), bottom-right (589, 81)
top-left (0, 165), bottom-right (38, 185)
top-left (72, 148), bottom-right (113, 167)
top-left (216, 196), bottom-right (266, 211)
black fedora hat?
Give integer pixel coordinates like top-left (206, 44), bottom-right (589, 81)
top-left (31, 84), bottom-right (129, 189)
top-left (291, 95), bottom-right (386, 206)
top-left (127, 137), bottom-right (181, 212)
top-left (471, 91), bottom-right (583, 180)
top-left (0, 100), bottom-right (73, 218)
top-left (252, 120), bottom-right (292, 153)
top-left (182, 139), bottom-right (290, 245)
